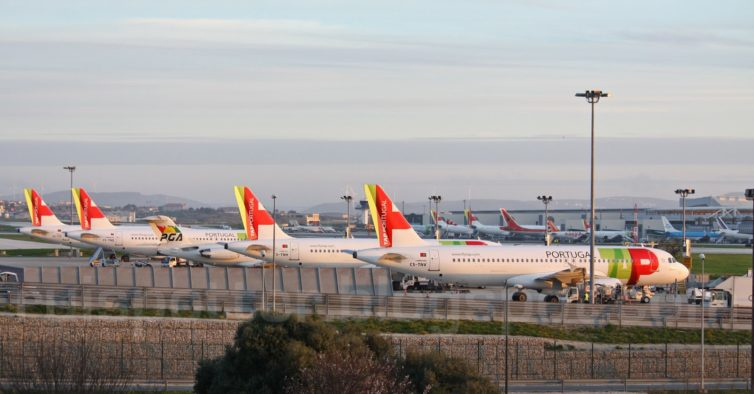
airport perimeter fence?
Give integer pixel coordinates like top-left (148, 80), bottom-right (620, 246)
top-left (0, 328), bottom-right (749, 385)
top-left (0, 282), bottom-right (750, 330)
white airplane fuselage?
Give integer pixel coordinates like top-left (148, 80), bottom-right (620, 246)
top-left (227, 238), bottom-right (497, 269)
top-left (67, 227), bottom-right (247, 257)
top-left (19, 224), bottom-right (92, 249)
top-left (354, 245), bottom-right (688, 288)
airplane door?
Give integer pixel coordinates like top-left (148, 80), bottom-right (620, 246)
top-left (289, 242), bottom-right (299, 260)
top-left (114, 232), bottom-right (123, 247)
top-left (429, 249), bottom-right (440, 271)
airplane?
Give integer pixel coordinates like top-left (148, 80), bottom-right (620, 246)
top-left (715, 217), bottom-right (753, 244)
top-left (581, 219), bottom-right (634, 243)
top-left (431, 210), bottom-right (474, 238)
top-left (660, 216), bottom-right (719, 242)
top-left (65, 188), bottom-right (247, 260)
top-left (548, 226), bottom-right (587, 244)
top-left (17, 188), bottom-right (92, 249)
top-left (464, 209), bottom-right (509, 238)
top-left (352, 184), bottom-right (689, 302)
top-left (499, 208), bottom-right (557, 237)
top-left (286, 220), bottom-right (337, 234)
top-left (153, 224), bottom-right (262, 267)
top-left (224, 186), bottom-right (498, 269)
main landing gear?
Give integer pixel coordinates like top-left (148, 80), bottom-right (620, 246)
top-left (512, 291), bottom-right (527, 302)
top-left (544, 295), bottom-right (560, 303)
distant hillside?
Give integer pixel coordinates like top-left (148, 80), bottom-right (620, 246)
top-left (307, 196), bottom-right (678, 215)
top-left (3, 190), bottom-right (210, 208)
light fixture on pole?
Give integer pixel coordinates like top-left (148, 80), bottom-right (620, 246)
top-left (537, 195), bottom-right (553, 245)
top-left (62, 166), bottom-right (76, 257)
top-left (429, 195), bottom-right (442, 240)
top-left (271, 194), bottom-right (277, 312)
top-left (700, 252), bottom-right (705, 391)
top-left (745, 188), bottom-right (754, 387)
top-left (674, 188), bottom-right (695, 256)
top-left (575, 89), bottom-right (609, 304)
top-left (341, 195), bottom-right (353, 238)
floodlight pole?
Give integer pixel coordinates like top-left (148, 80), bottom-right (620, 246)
top-left (700, 252), bottom-right (706, 391)
top-left (745, 188), bottom-right (754, 389)
top-left (429, 195), bottom-right (442, 240)
top-left (504, 279), bottom-right (509, 394)
top-left (63, 166), bottom-right (76, 257)
top-left (341, 195), bottom-right (352, 238)
top-left (575, 90), bottom-right (609, 304)
top-left (675, 188), bottom-right (695, 256)
top-left (271, 194), bottom-right (277, 312)
top-left (537, 195), bottom-right (552, 245)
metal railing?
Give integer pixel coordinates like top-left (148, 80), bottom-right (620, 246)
top-left (0, 282), bottom-right (750, 329)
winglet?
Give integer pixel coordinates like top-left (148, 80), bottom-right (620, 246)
top-left (24, 188), bottom-right (63, 227)
top-left (72, 188), bottom-right (114, 230)
top-left (233, 185), bottom-right (290, 240)
top-left (364, 184), bottom-right (426, 248)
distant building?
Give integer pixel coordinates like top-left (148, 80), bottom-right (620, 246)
top-left (686, 193), bottom-right (750, 208)
top-left (160, 203), bottom-right (187, 211)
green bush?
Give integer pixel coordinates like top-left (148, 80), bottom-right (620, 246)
top-left (401, 351), bottom-right (498, 394)
top-left (194, 313), bottom-right (496, 394)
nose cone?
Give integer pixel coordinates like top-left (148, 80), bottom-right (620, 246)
top-left (674, 262), bottom-right (690, 282)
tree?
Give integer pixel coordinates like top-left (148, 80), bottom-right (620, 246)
top-left (283, 346), bottom-right (410, 394)
top-left (401, 351), bottom-right (498, 394)
top-left (195, 312), bottom-right (390, 394)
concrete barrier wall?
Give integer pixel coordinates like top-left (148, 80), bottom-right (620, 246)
top-left (18, 266), bottom-right (395, 296)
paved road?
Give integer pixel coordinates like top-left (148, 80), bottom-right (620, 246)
top-left (694, 246), bottom-right (752, 255)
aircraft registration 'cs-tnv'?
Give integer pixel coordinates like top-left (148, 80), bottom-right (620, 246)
top-left (353, 184), bottom-right (690, 302)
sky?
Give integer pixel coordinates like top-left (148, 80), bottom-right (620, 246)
top-left (1, 1), bottom-right (752, 208)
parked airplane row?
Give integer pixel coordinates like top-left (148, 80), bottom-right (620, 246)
top-left (18, 185), bottom-right (690, 301)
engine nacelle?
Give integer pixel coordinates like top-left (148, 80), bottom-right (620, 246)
top-left (198, 248), bottom-right (241, 261)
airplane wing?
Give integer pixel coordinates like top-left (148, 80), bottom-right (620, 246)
top-left (507, 265), bottom-right (609, 288)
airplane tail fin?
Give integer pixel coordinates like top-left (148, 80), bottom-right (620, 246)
top-left (660, 216), bottom-right (677, 233)
top-left (233, 185), bottom-right (290, 241)
top-left (364, 184), bottom-right (426, 248)
top-left (464, 208), bottom-right (478, 226)
top-left (547, 220), bottom-right (559, 233)
top-left (72, 188), bottom-right (115, 230)
top-left (23, 188), bottom-right (63, 227)
top-left (500, 208), bottom-right (524, 231)
top-left (583, 218), bottom-right (591, 230)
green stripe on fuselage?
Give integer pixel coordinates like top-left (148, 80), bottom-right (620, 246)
top-left (598, 248), bottom-right (632, 280)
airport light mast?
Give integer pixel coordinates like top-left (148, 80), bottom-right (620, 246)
top-left (341, 195), bottom-right (352, 238)
top-left (429, 195), bottom-right (442, 240)
top-left (271, 194), bottom-right (277, 312)
top-left (575, 89), bottom-right (609, 304)
top-left (745, 188), bottom-right (754, 387)
top-left (537, 195), bottom-right (552, 245)
top-left (62, 166), bottom-right (76, 224)
top-left (699, 253), bottom-right (706, 391)
top-left (63, 166), bottom-right (76, 257)
top-left (674, 188), bottom-right (695, 256)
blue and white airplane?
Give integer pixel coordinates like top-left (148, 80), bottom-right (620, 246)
top-left (660, 216), bottom-right (720, 241)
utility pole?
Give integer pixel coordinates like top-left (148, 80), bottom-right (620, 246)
top-left (575, 90), bottom-right (609, 304)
